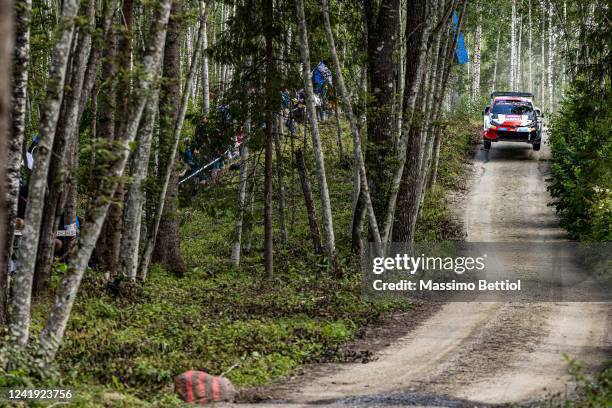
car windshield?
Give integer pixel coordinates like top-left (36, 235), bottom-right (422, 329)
top-left (491, 102), bottom-right (533, 115)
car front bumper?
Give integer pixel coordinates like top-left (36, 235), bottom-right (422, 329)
top-left (484, 126), bottom-right (540, 143)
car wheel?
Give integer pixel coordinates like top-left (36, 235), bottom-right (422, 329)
top-left (484, 139), bottom-right (491, 150)
top-left (532, 142), bottom-right (541, 151)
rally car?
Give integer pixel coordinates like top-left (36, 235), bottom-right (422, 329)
top-left (483, 92), bottom-right (543, 151)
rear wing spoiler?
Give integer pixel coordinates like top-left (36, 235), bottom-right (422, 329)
top-left (490, 91), bottom-right (534, 100)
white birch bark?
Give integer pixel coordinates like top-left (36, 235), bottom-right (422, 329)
top-left (528, 0), bottom-right (533, 92)
top-left (540, 0), bottom-right (546, 110)
top-left (0, 0), bottom-right (15, 324)
top-left (10, 0), bottom-right (80, 349)
top-left (492, 25), bottom-right (501, 91)
top-left (510, 0), bottom-right (517, 89)
top-left (517, 15), bottom-right (522, 88)
top-left (138, 4), bottom-right (206, 281)
top-left (296, 0), bottom-right (336, 264)
top-left (201, 1), bottom-right (209, 115)
top-left (39, 0), bottom-right (172, 359)
top-left (118, 88), bottom-right (159, 280)
top-left (321, 0), bottom-right (381, 247)
top-left (230, 130), bottom-right (249, 266)
top-left (471, 4), bottom-right (482, 102)
top-left (4, 0), bottom-right (31, 297)
top-left (547, 0), bottom-right (554, 111)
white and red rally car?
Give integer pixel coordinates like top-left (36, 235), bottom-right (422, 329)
top-left (483, 92), bottom-right (543, 151)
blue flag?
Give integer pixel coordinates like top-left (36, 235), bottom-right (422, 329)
top-left (452, 12), bottom-right (469, 65)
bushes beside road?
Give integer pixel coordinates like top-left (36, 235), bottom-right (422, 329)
top-left (548, 82), bottom-right (611, 242)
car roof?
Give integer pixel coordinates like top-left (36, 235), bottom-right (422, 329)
top-left (493, 97), bottom-right (532, 103)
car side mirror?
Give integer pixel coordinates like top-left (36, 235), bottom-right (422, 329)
top-left (484, 106), bottom-right (490, 115)
top-left (535, 108), bottom-right (541, 117)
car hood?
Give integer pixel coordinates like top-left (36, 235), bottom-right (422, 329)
top-left (491, 114), bottom-right (532, 126)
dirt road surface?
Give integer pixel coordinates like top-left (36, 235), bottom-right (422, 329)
top-left (226, 137), bottom-right (611, 407)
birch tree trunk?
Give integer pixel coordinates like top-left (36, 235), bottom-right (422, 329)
top-left (231, 54), bottom-right (253, 266)
top-left (547, 0), bottom-right (554, 111)
top-left (510, 0), bottom-right (517, 89)
top-left (3, 0), bottom-right (31, 324)
top-left (0, 0), bottom-right (14, 325)
top-left (263, 0), bottom-right (274, 277)
top-left (118, 88), bottom-right (159, 280)
top-left (231, 135), bottom-right (249, 266)
top-left (10, 0), bottom-right (81, 348)
top-left (273, 124), bottom-right (288, 245)
top-left (492, 25), bottom-right (501, 91)
top-left (471, 4), bottom-right (482, 102)
top-left (321, 0), bottom-right (381, 247)
top-left (39, 0), bottom-right (172, 359)
top-left (201, 1), bottom-right (210, 115)
top-left (528, 0), bottom-right (533, 92)
top-left (540, 0), bottom-right (546, 110)
top-left (296, 0), bottom-right (336, 269)
top-left (296, 148), bottom-right (322, 255)
top-left (517, 15), bottom-right (522, 89)
top-left (140, 0), bottom-right (205, 281)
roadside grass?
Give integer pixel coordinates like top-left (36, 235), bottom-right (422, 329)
top-left (4, 118), bottom-right (479, 407)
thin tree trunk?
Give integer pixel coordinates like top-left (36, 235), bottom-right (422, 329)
top-left (273, 123), bottom-right (288, 245)
top-left (3, 0), bottom-right (31, 324)
top-left (244, 161), bottom-right (257, 255)
top-left (118, 88), bottom-right (159, 280)
top-left (296, 0), bottom-right (337, 269)
top-left (471, 4), bottom-right (481, 101)
top-left (295, 148), bottom-right (322, 255)
top-left (528, 0), bottom-right (532, 92)
top-left (0, 0), bottom-right (15, 326)
top-left (333, 103), bottom-right (345, 162)
top-left (231, 139), bottom-right (249, 266)
top-left (492, 25), bottom-right (501, 91)
top-left (140, 0), bottom-right (205, 281)
top-left (547, 0), bottom-right (553, 111)
top-left (201, 1), bottom-right (209, 115)
top-left (10, 0), bottom-right (81, 348)
top-left (321, 0), bottom-right (381, 249)
top-left (540, 0), bottom-right (546, 110)
top-left (263, 0), bottom-right (274, 277)
top-left (517, 15), bottom-right (522, 89)
top-left (39, 0), bottom-right (172, 359)
top-left (510, 0), bottom-right (516, 89)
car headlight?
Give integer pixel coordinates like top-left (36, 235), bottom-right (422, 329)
top-left (490, 119), bottom-right (501, 126)
top-left (525, 121), bottom-right (536, 127)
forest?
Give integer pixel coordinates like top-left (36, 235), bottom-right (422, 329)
top-left (0, 0), bottom-right (609, 406)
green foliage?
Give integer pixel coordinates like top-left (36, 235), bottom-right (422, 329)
top-left (417, 118), bottom-right (479, 242)
top-left (561, 357), bottom-right (612, 407)
top-left (548, 81), bottom-right (612, 241)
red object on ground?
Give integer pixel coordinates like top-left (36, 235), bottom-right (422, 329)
top-left (175, 370), bottom-right (237, 404)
